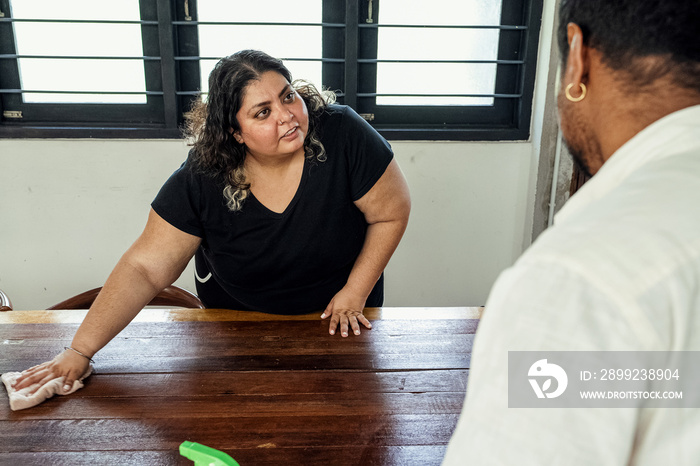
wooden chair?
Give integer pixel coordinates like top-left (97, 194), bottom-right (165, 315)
top-left (0, 288), bottom-right (12, 311)
top-left (47, 285), bottom-right (205, 310)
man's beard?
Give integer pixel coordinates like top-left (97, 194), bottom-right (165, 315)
top-left (564, 139), bottom-right (594, 178)
top-left (557, 91), bottom-right (603, 177)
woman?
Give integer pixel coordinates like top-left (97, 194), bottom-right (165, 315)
top-left (14, 50), bottom-right (410, 392)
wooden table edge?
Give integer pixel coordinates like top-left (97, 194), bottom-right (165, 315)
top-left (0, 306), bottom-right (483, 324)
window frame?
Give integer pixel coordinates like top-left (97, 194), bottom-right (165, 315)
top-left (0, 0), bottom-right (183, 138)
top-left (0, 0), bottom-right (543, 141)
top-left (353, 0), bottom-right (543, 140)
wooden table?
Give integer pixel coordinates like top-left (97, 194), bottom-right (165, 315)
top-left (0, 307), bottom-right (481, 465)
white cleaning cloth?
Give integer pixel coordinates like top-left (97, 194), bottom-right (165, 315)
top-left (1, 366), bottom-right (93, 411)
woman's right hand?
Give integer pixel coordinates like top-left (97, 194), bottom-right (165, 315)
top-left (11, 348), bottom-right (90, 393)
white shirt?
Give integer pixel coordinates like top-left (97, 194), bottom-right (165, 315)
top-left (442, 105), bottom-right (700, 466)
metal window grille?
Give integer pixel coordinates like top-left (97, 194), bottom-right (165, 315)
top-left (0, 0), bottom-right (543, 140)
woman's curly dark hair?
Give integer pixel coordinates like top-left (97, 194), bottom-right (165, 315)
top-left (183, 50), bottom-right (335, 211)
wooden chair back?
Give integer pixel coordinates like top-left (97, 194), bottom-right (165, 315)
top-left (47, 285), bottom-right (204, 310)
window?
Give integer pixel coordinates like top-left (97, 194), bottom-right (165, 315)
top-left (0, 0), bottom-right (543, 140)
top-left (0, 0), bottom-right (171, 137)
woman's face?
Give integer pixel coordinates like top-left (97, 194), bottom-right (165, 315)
top-left (233, 71), bottom-right (309, 161)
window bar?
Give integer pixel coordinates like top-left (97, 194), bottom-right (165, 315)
top-left (0, 89), bottom-right (164, 95)
top-left (0, 18), bottom-right (158, 25)
top-left (357, 58), bottom-right (524, 64)
top-left (344, 0), bottom-right (360, 108)
top-left (358, 23), bottom-right (527, 30)
top-left (171, 20), bottom-right (344, 27)
top-left (173, 56), bottom-right (344, 62)
top-left (156, 0), bottom-right (178, 128)
top-left (0, 90), bottom-right (516, 99)
top-left (175, 89), bottom-right (347, 97)
top-left (0, 54), bottom-right (160, 60)
top-left (515, 11), bottom-right (536, 98)
top-left (356, 92), bottom-right (521, 98)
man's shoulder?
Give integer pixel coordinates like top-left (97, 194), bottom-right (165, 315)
top-left (524, 160), bottom-right (700, 295)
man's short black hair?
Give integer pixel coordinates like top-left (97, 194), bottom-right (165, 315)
top-left (557, 0), bottom-right (700, 91)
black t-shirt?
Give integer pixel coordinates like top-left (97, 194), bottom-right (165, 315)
top-left (151, 105), bottom-right (394, 314)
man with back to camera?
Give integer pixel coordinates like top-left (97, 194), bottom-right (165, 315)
top-left (443, 0), bottom-right (700, 464)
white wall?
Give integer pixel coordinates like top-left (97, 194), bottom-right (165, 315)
top-left (0, 0), bottom-right (558, 310)
top-left (387, 141), bottom-right (533, 306)
top-left (0, 139), bottom-right (192, 309)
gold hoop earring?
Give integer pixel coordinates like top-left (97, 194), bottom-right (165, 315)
top-left (565, 82), bottom-right (587, 102)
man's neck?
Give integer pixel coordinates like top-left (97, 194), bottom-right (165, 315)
top-left (592, 75), bottom-right (700, 165)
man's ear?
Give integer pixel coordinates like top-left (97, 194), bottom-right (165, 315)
top-left (564, 23), bottom-right (588, 87)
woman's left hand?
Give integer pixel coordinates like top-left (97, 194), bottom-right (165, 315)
top-left (321, 287), bottom-right (372, 337)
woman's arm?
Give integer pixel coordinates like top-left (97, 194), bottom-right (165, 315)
top-left (13, 208), bottom-right (201, 390)
top-left (322, 158), bottom-right (411, 336)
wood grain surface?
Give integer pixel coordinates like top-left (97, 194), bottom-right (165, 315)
top-left (0, 308), bottom-right (479, 465)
